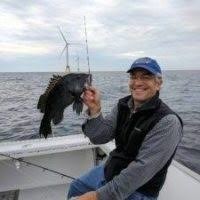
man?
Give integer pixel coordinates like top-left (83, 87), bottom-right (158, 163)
top-left (67, 57), bottom-right (183, 200)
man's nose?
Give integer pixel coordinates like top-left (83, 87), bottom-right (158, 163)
top-left (129, 79), bottom-right (143, 88)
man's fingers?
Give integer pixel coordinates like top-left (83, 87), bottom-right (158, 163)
top-left (83, 94), bottom-right (94, 102)
top-left (85, 86), bottom-right (97, 93)
top-left (82, 86), bottom-right (100, 109)
top-left (84, 90), bottom-right (94, 96)
top-left (82, 93), bottom-right (94, 104)
top-left (83, 87), bottom-right (97, 100)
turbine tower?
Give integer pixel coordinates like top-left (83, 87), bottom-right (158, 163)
top-left (58, 26), bottom-right (78, 73)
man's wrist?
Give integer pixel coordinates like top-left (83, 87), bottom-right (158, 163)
top-left (85, 108), bottom-right (101, 119)
top-left (89, 106), bottom-right (101, 117)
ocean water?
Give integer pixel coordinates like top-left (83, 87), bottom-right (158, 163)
top-left (0, 71), bottom-right (199, 174)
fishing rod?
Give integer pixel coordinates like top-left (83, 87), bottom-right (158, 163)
top-left (0, 152), bottom-right (94, 191)
top-left (84, 16), bottom-right (92, 85)
top-left (0, 153), bottom-right (76, 180)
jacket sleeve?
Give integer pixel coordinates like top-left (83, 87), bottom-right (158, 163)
top-left (97, 114), bottom-right (183, 200)
top-left (82, 105), bottom-right (118, 144)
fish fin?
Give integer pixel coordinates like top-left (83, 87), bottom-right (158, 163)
top-left (47, 75), bottom-right (63, 92)
top-left (37, 75), bottom-right (63, 112)
top-left (52, 110), bottom-right (64, 125)
top-left (39, 115), bottom-right (52, 138)
top-left (37, 94), bottom-right (47, 113)
top-left (73, 98), bottom-right (83, 115)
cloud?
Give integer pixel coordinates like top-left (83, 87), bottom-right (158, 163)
top-left (0, 42), bottom-right (57, 56)
top-left (117, 51), bottom-right (145, 59)
top-left (0, 0), bottom-right (199, 71)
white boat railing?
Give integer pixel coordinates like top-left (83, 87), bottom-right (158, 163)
top-left (0, 134), bottom-right (97, 160)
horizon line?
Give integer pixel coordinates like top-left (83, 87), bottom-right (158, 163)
top-left (0, 69), bottom-right (200, 73)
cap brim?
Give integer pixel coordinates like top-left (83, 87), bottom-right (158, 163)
top-left (127, 65), bottom-right (161, 76)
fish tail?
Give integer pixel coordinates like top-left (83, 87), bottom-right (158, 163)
top-left (39, 115), bottom-right (52, 138)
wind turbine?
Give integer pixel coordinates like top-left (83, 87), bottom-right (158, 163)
top-left (58, 26), bottom-right (79, 73)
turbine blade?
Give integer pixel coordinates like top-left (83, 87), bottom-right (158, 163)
top-left (57, 26), bottom-right (68, 44)
top-left (60, 45), bottom-right (67, 58)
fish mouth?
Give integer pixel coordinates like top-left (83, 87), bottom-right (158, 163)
top-left (84, 74), bottom-right (92, 89)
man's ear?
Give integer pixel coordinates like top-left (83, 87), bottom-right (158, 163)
top-left (156, 77), bottom-right (163, 90)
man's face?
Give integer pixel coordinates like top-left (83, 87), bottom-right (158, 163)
top-left (128, 69), bottom-right (162, 105)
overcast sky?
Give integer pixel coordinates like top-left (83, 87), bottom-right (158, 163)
top-left (0, 0), bottom-right (199, 72)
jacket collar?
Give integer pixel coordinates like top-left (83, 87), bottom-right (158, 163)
top-left (121, 92), bottom-right (161, 113)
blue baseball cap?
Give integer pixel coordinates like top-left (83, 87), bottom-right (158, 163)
top-left (127, 57), bottom-right (162, 77)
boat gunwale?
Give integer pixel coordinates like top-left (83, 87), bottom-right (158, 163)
top-left (0, 134), bottom-right (98, 160)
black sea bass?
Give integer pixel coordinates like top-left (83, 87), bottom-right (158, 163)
top-left (37, 73), bottom-right (92, 138)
